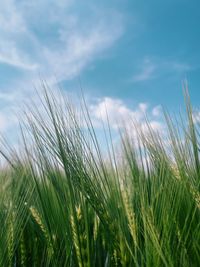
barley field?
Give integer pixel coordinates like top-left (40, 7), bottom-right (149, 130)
top-left (0, 89), bottom-right (200, 267)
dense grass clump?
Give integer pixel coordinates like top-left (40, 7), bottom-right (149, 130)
top-left (0, 88), bottom-right (200, 266)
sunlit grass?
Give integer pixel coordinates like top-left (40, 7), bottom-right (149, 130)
top-left (0, 86), bottom-right (200, 266)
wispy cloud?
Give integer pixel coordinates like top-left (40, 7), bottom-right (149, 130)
top-left (0, 0), bottom-right (124, 143)
top-left (0, 1), bottom-right (39, 70)
top-left (0, 41), bottom-right (38, 70)
top-left (132, 58), bottom-right (156, 82)
top-left (171, 62), bottom-right (191, 73)
top-left (42, 20), bottom-right (123, 81)
top-left (131, 57), bottom-right (192, 83)
top-left (0, 0), bottom-right (26, 33)
top-left (0, 0), bottom-right (124, 80)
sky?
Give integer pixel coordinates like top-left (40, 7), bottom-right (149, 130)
top-left (0, 0), bottom-right (200, 147)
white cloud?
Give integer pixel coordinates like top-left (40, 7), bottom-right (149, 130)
top-left (139, 103), bottom-right (148, 112)
top-left (90, 97), bottom-right (163, 138)
top-left (91, 97), bottom-right (147, 129)
top-left (152, 105), bottom-right (162, 117)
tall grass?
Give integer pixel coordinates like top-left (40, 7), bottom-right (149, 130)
top-left (0, 87), bottom-right (200, 266)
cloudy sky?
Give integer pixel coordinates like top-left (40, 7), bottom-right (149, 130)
top-left (0, 0), bottom-right (200, 146)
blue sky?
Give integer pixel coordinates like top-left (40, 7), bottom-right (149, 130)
top-left (0, 0), bottom-right (200, 145)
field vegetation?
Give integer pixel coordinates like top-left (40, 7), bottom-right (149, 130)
top-left (0, 87), bottom-right (200, 266)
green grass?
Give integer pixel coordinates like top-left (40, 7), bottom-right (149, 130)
top-left (0, 87), bottom-right (200, 266)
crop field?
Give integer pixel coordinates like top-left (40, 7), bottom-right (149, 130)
top-left (0, 89), bottom-right (199, 267)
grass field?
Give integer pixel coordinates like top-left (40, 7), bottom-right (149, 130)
top-left (0, 88), bottom-right (200, 266)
